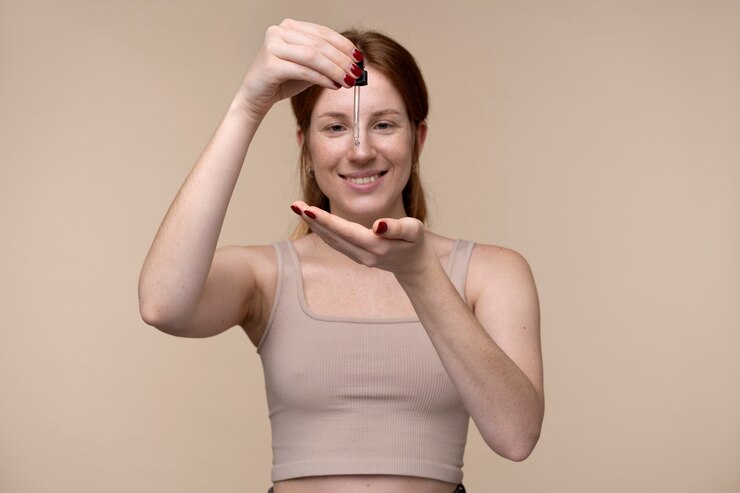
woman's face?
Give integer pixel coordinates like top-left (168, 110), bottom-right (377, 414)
top-left (301, 67), bottom-right (427, 226)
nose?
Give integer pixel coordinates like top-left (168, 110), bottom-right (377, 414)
top-left (347, 133), bottom-right (377, 165)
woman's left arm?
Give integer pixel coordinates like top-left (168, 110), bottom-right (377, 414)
top-left (397, 235), bottom-right (544, 462)
top-left (294, 206), bottom-right (544, 461)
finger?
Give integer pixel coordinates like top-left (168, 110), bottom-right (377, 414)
top-left (306, 220), bottom-right (367, 263)
top-left (278, 19), bottom-right (361, 62)
top-left (292, 203), bottom-right (371, 263)
top-left (269, 41), bottom-right (356, 89)
top-left (372, 217), bottom-right (424, 243)
top-left (265, 41), bottom-right (343, 90)
top-left (293, 202), bottom-right (375, 248)
top-left (270, 26), bottom-right (359, 88)
top-left (292, 201), bottom-right (388, 261)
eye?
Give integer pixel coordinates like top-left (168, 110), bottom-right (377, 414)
top-left (325, 124), bottom-right (346, 133)
top-left (374, 121), bottom-right (396, 131)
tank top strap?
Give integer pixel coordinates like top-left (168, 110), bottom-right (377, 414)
top-left (256, 241), bottom-right (298, 353)
top-left (446, 239), bottom-right (475, 301)
top-left (273, 241), bottom-right (292, 273)
top-left (273, 240), bottom-right (303, 303)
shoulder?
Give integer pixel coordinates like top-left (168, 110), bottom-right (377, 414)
top-left (423, 232), bottom-right (532, 281)
top-left (466, 243), bottom-right (537, 311)
top-left (423, 232), bottom-right (534, 297)
top-left (424, 231), bottom-right (467, 267)
top-left (470, 243), bottom-right (532, 273)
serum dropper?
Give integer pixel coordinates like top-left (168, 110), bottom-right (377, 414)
top-left (352, 60), bottom-right (368, 146)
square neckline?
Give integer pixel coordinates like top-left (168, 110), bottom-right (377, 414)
top-left (285, 239), bottom-right (461, 324)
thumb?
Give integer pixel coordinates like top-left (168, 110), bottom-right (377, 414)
top-left (373, 217), bottom-right (423, 242)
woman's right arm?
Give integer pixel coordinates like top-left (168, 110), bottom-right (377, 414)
top-left (138, 19), bottom-right (361, 338)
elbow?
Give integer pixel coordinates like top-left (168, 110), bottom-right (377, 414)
top-left (501, 396), bottom-right (545, 462)
top-left (482, 418), bottom-right (543, 462)
top-left (139, 302), bottom-right (163, 328)
top-left (138, 279), bottom-right (190, 336)
top-left (139, 300), bottom-right (188, 336)
top-left (139, 298), bottom-right (218, 339)
top-left (502, 432), bottom-right (540, 462)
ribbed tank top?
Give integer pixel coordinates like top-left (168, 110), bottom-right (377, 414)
top-left (257, 239), bottom-right (475, 484)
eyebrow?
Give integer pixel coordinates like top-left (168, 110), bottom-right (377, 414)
top-left (315, 109), bottom-right (402, 119)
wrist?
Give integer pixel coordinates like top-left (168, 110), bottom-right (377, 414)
top-left (229, 88), bottom-right (271, 127)
top-left (394, 243), bottom-right (446, 289)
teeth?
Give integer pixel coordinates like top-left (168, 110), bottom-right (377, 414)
top-left (348, 173), bottom-right (380, 185)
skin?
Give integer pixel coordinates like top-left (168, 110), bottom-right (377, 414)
top-left (138, 19), bottom-right (543, 493)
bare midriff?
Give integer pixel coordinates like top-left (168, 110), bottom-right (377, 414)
top-left (274, 475), bottom-right (456, 493)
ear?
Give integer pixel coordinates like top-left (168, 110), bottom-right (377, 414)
top-left (415, 121), bottom-right (428, 155)
top-left (296, 127), bottom-right (304, 147)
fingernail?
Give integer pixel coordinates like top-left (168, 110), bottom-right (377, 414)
top-left (304, 210), bottom-right (316, 219)
top-left (375, 221), bottom-right (388, 235)
top-left (343, 74), bottom-right (356, 87)
top-left (350, 63), bottom-right (362, 77)
top-left (352, 49), bottom-right (364, 62)
top-left (333, 81), bottom-right (342, 89)
top-left (291, 205), bottom-right (302, 215)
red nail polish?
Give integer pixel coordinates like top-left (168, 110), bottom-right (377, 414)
top-left (343, 74), bottom-right (356, 87)
top-left (304, 210), bottom-right (316, 219)
top-left (333, 81), bottom-right (342, 89)
top-left (291, 205), bottom-right (302, 215)
top-left (352, 49), bottom-right (364, 62)
top-left (375, 221), bottom-right (388, 235)
top-left (350, 63), bottom-right (362, 77)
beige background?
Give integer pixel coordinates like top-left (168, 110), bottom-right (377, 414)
top-left (1, 0), bottom-right (738, 491)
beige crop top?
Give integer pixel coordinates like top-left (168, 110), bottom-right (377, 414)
top-left (256, 240), bottom-right (475, 484)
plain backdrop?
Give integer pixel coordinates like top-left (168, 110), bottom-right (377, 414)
top-left (1, 0), bottom-right (739, 492)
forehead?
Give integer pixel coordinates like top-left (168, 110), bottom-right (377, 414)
top-left (312, 66), bottom-right (407, 119)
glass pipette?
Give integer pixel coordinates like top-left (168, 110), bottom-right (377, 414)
top-left (352, 60), bottom-right (368, 147)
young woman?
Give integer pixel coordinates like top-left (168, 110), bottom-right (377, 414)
top-left (138, 19), bottom-right (544, 493)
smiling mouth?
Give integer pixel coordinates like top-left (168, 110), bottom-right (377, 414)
top-left (341, 170), bottom-right (388, 185)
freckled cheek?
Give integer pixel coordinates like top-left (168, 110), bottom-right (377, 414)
top-left (307, 140), bottom-right (346, 167)
top-left (374, 138), bottom-right (414, 164)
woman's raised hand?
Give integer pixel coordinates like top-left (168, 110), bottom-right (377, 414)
top-left (235, 19), bottom-right (363, 121)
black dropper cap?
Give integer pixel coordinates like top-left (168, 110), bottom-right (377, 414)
top-left (356, 60), bottom-right (368, 86)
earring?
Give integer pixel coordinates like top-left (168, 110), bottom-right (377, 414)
top-left (307, 168), bottom-right (314, 178)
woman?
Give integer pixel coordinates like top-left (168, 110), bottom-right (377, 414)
top-left (138, 19), bottom-right (544, 493)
